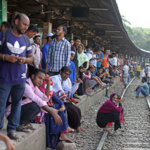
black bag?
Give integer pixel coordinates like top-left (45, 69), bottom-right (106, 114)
top-left (0, 29), bottom-right (29, 52)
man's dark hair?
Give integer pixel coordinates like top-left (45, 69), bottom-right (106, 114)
top-left (14, 13), bottom-right (22, 22)
top-left (59, 25), bottom-right (67, 34)
top-left (47, 36), bottom-right (51, 41)
top-left (60, 66), bottom-right (71, 74)
top-left (1, 21), bottom-right (10, 29)
top-left (33, 68), bottom-right (46, 76)
top-left (33, 35), bottom-right (40, 40)
top-left (69, 39), bottom-right (73, 42)
top-left (86, 45), bottom-right (91, 49)
top-left (27, 24), bottom-right (39, 33)
top-left (74, 36), bottom-right (81, 41)
top-left (104, 47), bottom-right (110, 52)
top-left (142, 77), bottom-right (147, 82)
top-left (92, 44), bottom-right (100, 52)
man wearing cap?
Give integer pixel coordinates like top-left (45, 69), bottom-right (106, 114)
top-left (42, 33), bottom-right (54, 69)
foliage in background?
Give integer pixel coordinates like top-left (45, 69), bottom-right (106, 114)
top-left (122, 15), bottom-right (150, 51)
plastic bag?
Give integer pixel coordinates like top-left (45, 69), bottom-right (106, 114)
top-left (120, 76), bottom-right (123, 82)
top-left (120, 111), bottom-right (125, 123)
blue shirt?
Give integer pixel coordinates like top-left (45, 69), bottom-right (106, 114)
top-left (0, 30), bottom-right (32, 85)
top-left (42, 43), bottom-right (49, 69)
top-left (68, 61), bottom-right (76, 85)
top-left (142, 82), bottom-right (149, 95)
top-left (91, 72), bottom-right (96, 78)
top-left (97, 52), bottom-right (104, 68)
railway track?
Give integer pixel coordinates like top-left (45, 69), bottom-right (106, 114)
top-left (97, 77), bottom-right (150, 150)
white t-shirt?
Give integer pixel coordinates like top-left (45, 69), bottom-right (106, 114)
top-left (90, 54), bottom-right (97, 67)
top-left (86, 51), bottom-right (93, 61)
top-left (113, 57), bottom-right (118, 66)
top-left (123, 65), bottom-right (129, 75)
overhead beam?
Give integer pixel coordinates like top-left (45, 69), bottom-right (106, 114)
top-left (106, 31), bottom-right (120, 33)
top-left (95, 23), bottom-right (114, 26)
top-left (35, 0), bottom-right (48, 5)
top-left (89, 8), bottom-right (108, 11)
top-left (111, 36), bottom-right (123, 38)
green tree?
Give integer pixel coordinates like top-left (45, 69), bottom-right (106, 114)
top-left (121, 15), bottom-right (150, 51)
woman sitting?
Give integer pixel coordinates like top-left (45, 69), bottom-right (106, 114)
top-left (96, 93), bottom-right (123, 134)
top-left (77, 43), bottom-right (89, 95)
top-left (38, 75), bottom-right (73, 147)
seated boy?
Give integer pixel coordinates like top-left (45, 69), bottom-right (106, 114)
top-left (6, 69), bottom-right (62, 139)
top-left (133, 77), bottom-right (149, 99)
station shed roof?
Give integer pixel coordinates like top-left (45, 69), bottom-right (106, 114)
top-left (6, 0), bottom-right (150, 58)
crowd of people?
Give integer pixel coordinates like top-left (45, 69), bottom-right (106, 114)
top-left (0, 13), bottom-right (149, 150)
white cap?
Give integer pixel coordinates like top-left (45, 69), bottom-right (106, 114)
top-left (47, 33), bottom-right (54, 37)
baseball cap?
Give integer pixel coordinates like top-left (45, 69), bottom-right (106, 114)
top-left (47, 33), bottom-right (54, 37)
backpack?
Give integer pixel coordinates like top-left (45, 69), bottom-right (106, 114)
top-left (0, 30), bottom-right (29, 52)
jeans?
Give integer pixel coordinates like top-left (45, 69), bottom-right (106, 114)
top-left (0, 82), bottom-right (25, 134)
top-left (128, 73), bottom-right (130, 83)
top-left (136, 87), bottom-right (148, 97)
top-left (20, 102), bottom-right (41, 125)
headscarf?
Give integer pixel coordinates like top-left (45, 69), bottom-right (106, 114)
top-left (77, 44), bottom-right (89, 69)
top-left (109, 93), bottom-right (118, 105)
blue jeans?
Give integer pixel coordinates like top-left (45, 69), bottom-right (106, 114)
top-left (136, 87), bottom-right (148, 97)
top-left (128, 73), bottom-right (130, 83)
top-left (0, 82), bottom-right (25, 134)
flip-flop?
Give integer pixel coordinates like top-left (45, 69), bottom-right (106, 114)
top-left (7, 132), bottom-right (19, 140)
top-left (25, 123), bottom-right (36, 130)
top-left (16, 125), bottom-right (30, 133)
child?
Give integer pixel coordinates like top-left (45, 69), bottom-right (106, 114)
top-left (69, 51), bottom-right (76, 86)
top-left (89, 66), bottom-right (104, 88)
top-left (0, 133), bottom-right (15, 150)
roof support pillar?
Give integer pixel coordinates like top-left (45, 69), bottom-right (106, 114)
top-left (67, 21), bottom-right (74, 41)
top-left (0, 0), bottom-right (7, 25)
top-left (45, 1), bottom-right (51, 22)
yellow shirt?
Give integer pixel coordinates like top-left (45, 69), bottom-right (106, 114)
top-left (137, 65), bottom-right (141, 71)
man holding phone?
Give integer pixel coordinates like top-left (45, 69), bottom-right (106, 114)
top-left (0, 13), bottom-right (33, 140)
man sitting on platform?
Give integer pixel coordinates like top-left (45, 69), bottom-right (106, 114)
top-left (51, 66), bottom-right (85, 133)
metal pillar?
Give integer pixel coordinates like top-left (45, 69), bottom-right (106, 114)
top-left (0, 0), bottom-right (7, 25)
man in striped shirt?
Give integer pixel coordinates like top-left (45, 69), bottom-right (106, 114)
top-left (46, 25), bottom-right (71, 76)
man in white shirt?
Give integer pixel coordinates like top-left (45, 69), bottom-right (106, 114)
top-left (51, 66), bottom-right (85, 133)
top-left (28, 35), bottom-right (41, 77)
top-left (123, 61), bottom-right (129, 88)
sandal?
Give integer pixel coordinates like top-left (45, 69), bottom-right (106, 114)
top-left (7, 132), bottom-right (19, 140)
top-left (25, 123), bottom-right (36, 130)
top-left (16, 124), bottom-right (30, 133)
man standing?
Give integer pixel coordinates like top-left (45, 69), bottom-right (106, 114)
top-left (73, 36), bottom-right (81, 73)
top-left (123, 61), bottom-right (129, 88)
top-left (28, 35), bottom-right (41, 77)
top-left (0, 21), bottom-right (10, 31)
top-left (0, 13), bottom-right (33, 139)
top-left (42, 32), bottom-right (53, 69)
top-left (24, 24), bottom-right (39, 39)
top-left (46, 26), bottom-right (71, 76)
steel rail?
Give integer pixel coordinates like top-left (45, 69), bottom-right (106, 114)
top-left (96, 77), bottom-right (135, 150)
